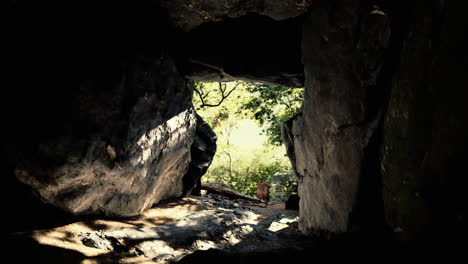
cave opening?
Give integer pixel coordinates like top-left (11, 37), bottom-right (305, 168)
top-left (4, 0), bottom-right (463, 262)
top-left (190, 81), bottom-right (302, 207)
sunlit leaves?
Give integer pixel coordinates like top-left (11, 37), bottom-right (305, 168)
top-left (242, 83), bottom-right (303, 145)
top-left (192, 81), bottom-right (300, 200)
top-left (192, 81), bottom-right (304, 145)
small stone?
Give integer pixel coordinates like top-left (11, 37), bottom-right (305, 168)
top-left (192, 240), bottom-right (217, 251)
top-left (78, 231), bottom-right (114, 250)
top-left (233, 208), bottom-right (244, 215)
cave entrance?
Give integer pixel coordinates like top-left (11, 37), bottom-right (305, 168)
top-left (192, 81), bottom-right (303, 203)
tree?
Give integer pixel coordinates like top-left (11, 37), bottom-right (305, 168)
top-left (192, 81), bottom-right (304, 145)
top-left (192, 80), bottom-right (299, 200)
top-left (242, 83), bottom-right (303, 145)
top-left (191, 81), bottom-right (244, 129)
top-left (192, 81), bottom-right (240, 109)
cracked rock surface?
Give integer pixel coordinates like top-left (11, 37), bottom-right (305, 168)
top-left (76, 195), bottom-right (303, 263)
top-left (284, 1), bottom-right (391, 233)
top-left (12, 55), bottom-right (198, 217)
top-left (10, 195), bottom-right (304, 264)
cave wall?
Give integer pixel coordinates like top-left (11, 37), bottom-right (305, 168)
top-left (4, 0), bottom-right (463, 244)
top-left (283, 0), bottom-right (465, 241)
top-left (2, 1), bottom-right (305, 219)
top-left (2, 1), bottom-right (201, 217)
top-left (8, 53), bottom-right (197, 217)
top-left (381, 0), bottom-right (468, 244)
top-left (179, 14), bottom-right (305, 88)
top-left (289, 0), bottom-right (390, 233)
top-left (160, 0), bottom-right (313, 31)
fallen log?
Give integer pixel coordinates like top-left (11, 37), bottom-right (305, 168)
top-left (201, 183), bottom-right (262, 203)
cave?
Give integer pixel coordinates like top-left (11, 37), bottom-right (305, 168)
top-left (3, 0), bottom-right (466, 263)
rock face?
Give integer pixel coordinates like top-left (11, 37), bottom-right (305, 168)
top-left (4, 1), bottom-right (461, 247)
top-left (181, 114), bottom-right (217, 196)
top-left (11, 54), bottom-right (197, 217)
top-left (2, 1), bottom-right (230, 219)
top-left (77, 197), bottom-right (301, 263)
top-left (77, 199), bottom-right (281, 263)
top-left (282, 113), bottom-right (301, 177)
top-left (285, 194), bottom-right (300, 210)
top-left (179, 14), bottom-right (305, 88)
top-left (160, 0), bottom-right (314, 31)
top-left (285, 1), bottom-right (391, 233)
top-left (381, 0), bottom-right (468, 244)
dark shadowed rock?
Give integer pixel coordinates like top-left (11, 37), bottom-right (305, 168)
top-left (4, 2), bottom-right (461, 251)
top-left (285, 194), bottom-right (300, 210)
top-left (381, 0), bottom-right (468, 244)
top-left (281, 113), bottom-right (301, 177)
top-left (1, 0), bottom-right (204, 223)
top-left (160, 0), bottom-right (313, 31)
top-left (180, 14), bottom-right (305, 88)
top-left (285, 1), bottom-right (391, 233)
top-left (11, 54), bottom-right (197, 217)
top-left (182, 114), bottom-right (217, 196)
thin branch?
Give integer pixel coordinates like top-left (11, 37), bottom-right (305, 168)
top-left (278, 97), bottom-right (292, 108)
top-left (194, 81), bottom-right (240, 108)
top-left (203, 90), bottom-right (211, 99)
top-left (193, 86), bottom-right (207, 107)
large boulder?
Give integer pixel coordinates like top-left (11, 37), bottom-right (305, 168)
top-left (10, 54), bottom-right (197, 217)
top-left (1, 1), bottom-right (204, 218)
top-left (286, 1), bottom-right (391, 233)
top-left (1, 1), bottom-right (307, 221)
top-left (181, 114), bottom-right (218, 196)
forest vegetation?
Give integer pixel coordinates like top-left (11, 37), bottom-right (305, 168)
top-left (192, 81), bottom-right (303, 200)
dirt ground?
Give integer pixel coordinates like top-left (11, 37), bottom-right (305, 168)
top-left (7, 193), bottom-right (303, 264)
top-left (6, 191), bottom-right (439, 264)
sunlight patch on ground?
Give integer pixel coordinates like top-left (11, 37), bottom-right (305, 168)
top-left (268, 215), bottom-right (299, 232)
top-left (28, 197), bottom-right (213, 262)
top-left (32, 222), bottom-right (108, 257)
top-left (16, 196), bottom-right (300, 264)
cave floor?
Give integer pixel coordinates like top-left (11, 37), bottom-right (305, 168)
top-left (6, 193), bottom-right (310, 264)
top-left (6, 191), bottom-right (450, 264)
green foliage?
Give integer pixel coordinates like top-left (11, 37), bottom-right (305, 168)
top-left (192, 81), bottom-right (250, 129)
top-left (242, 83), bottom-right (304, 145)
top-left (269, 171), bottom-right (298, 201)
top-left (204, 145), bottom-right (293, 199)
top-left (192, 81), bottom-right (299, 200)
top-left (192, 81), bottom-right (304, 145)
